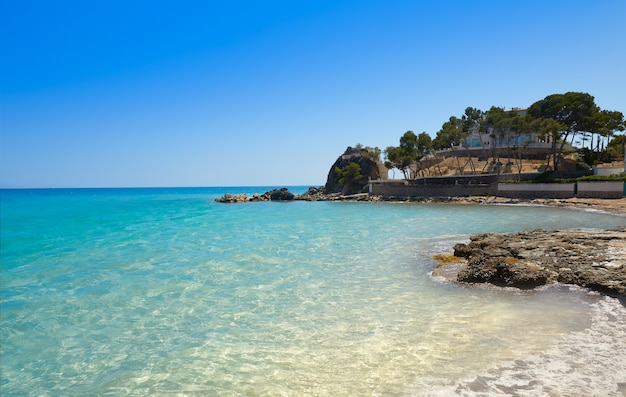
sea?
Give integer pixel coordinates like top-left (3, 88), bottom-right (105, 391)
top-left (1, 186), bottom-right (625, 396)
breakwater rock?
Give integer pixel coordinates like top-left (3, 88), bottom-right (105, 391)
top-left (450, 226), bottom-right (626, 296)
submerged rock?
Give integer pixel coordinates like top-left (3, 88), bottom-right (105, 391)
top-left (451, 226), bottom-right (626, 296)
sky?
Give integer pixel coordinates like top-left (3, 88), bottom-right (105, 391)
top-left (1, 0), bottom-right (625, 188)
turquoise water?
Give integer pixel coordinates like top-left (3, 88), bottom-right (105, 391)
top-left (2, 187), bottom-right (625, 396)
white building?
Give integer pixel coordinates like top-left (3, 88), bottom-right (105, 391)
top-left (456, 108), bottom-right (573, 154)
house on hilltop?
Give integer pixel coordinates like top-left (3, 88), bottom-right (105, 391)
top-left (445, 107), bottom-right (574, 159)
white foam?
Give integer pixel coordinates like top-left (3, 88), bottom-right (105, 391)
top-left (430, 294), bottom-right (626, 396)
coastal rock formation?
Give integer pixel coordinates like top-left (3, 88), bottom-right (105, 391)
top-left (450, 227), bottom-right (626, 296)
top-left (214, 193), bottom-right (258, 203)
top-left (297, 186), bottom-right (336, 201)
top-left (267, 187), bottom-right (295, 201)
top-left (325, 146), bottom-right (385, 195)
top-left (215, 186), bottom-right (376, 203)
top-left (215, 188), bottom-right (295, 203)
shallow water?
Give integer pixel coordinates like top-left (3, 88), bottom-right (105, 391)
top-left (1, 187), bottom-right (625, 396)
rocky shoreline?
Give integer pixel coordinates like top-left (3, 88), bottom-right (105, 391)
top-left (214, 186), bottom-right (376, 202)
top-left (435, 227), bottom-right (626, 298)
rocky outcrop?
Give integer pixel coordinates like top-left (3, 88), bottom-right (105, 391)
top-left (325, 147), bottom-right (384, 195)
top-left (215, 186), bottom-right (381, 203)
top-left (450, 227), bottom-right (626, 296)
top-left (215, 193), bottom-right (269, 203)
top-left (215, 188), bottom-right (295, 203)
top-left (296, 186), bottom-right (336, 201)
top-left (267, 188), bottom-right (295, 201)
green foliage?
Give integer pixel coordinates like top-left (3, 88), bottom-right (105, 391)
top-left (480, 107), bottom-right (529, 143)
top-left (576, 148), bottom-right (613, 168)
top-left (531, 171), bottom-right (555, 183)
top-left (385, 131), bottom-right (432, 179)
top-left (525, 92), bottom-right (625, 171)
top-left (433, 116), bottom-right (466, 150)
top-left (462, 107), bottom-right (485, 133)
top-left (416, 132), bottom-right (433, 157)
top-left (608, 135), bottom-right (626, 160)
top-left (575, 175), bottom-right (626, 182)
top-left (527, 172), bottom-right (626, 184)
top-left (335, 163), bottom-right (365, 186)
top-left (354, 143), bottom-right (382, 161)
top-left (364, 146), bottom-right (382, 161)
top-left (527, 92), bottom-right (598, 133)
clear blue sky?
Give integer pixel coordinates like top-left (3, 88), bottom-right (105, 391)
top-left (1, 0), bottom-right (625, 188)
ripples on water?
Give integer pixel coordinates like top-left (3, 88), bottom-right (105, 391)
top-left (1, 187), bottom-right (625, 396)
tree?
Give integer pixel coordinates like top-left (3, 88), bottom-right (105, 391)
top-left (363, 146), bottom-right (382, 161)
top-left (479, 107), bottom-right (528, 172)
top-left (528, 117), bottom-right (566, 171)
top-left (461, 107), bottom-right (485, 133)
top-left (384, 140), bottom-right (412, 179)
top-left (584, 110), bottom-right (625, 162)
top-left (335, 162), bottom-right (366, 195)
top-left (414, 132), bottom-right (433, 177)
top-left (480, 107), bottom-right (507, 163)
top-left (607, 135), bottom-right (626, 160)
top-left (509, 113), bottom-right (531, 176)
top-left (527, 92), bottom-right (599, 171)
top-left (416, 132), bottom-right (433, 159)
top-left (433, 116), bottom-right (466, 150)
top-left (384, 131), bottom-right (433, 179)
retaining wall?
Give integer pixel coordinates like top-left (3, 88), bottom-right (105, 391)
top-left (370, 182), bottom-right (497, 197)
top-left (368, 178), bottom-right (624, 199)
top-left (496, 183), bottom-right (575, 199)
top-left (577, 181), bottom-right (625, 199)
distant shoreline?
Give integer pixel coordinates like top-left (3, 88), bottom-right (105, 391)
top-left (215, 187), bottom-right (626, 216)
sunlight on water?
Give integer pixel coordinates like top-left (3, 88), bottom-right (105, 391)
top-left (1, 188), bottom-right (625, 396)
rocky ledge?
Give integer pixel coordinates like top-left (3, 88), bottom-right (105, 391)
top-left (444, 226), bottom-right (626, 297)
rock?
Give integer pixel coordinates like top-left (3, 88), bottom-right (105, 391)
top-left (250, 193), bottom-right (270, 202)
top-left (214, 193), bottom-right (250, 203)
top-left (457, 256), bottom-right (551, 289)
top-left (215, 189), bottom-right (294, 202)
top-left (296, 186), bottom-right (338, 201)
top-left (265, 188), bottom-right (295, 201)
top-left (451, 226), bottom-right (626, 296)
top-left (325, 146), bottom-right (385, 195)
